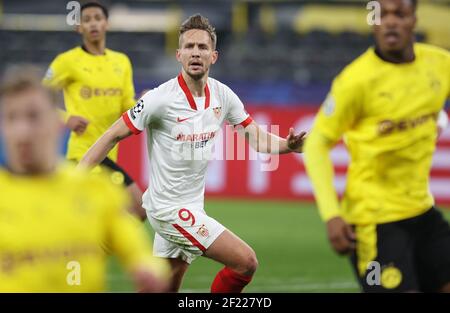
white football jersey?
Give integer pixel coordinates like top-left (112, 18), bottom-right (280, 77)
top-left (122, 74), bottom-right (252, 219)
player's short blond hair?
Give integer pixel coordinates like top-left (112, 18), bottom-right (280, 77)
top-left (0, 65), bottom-right (57, 106)
top-left (179, 14), bottom-right (217, 50)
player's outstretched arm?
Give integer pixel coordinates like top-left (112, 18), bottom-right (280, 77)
top-left (238, 121), bottom-right (307, 154)
top-left (78, 118), bottom-right (132, 169)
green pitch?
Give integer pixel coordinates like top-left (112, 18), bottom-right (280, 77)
top-left (107, 200), bottom-right (450, 293)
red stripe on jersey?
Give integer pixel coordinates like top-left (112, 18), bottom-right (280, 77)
top-left (122, 112), bottom-right (141, 135)
top-left (177, 73), bottom-right (210, 111)
top-left (172, 223), bottom-right (206, 252)
top-left (236, 116), bottom-right (253, 128)
top-left (204, 84), bottom-right (210, 109)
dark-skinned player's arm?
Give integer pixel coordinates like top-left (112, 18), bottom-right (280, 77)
top-left (304, 130), bottom-right (356, 255)
top-left (303, 76), bottom-right (363, 256)
top-left (43, 53), bottom-right (91, 135)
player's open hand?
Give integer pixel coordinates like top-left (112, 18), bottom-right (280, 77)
top-left (326, 216), bottom-right (356, 255)
top-left (287, 127), bottom-right (307, 153)
top-left (67, 115), bottom-right (89, 135)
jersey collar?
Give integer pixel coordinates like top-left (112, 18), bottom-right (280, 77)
top-left (81, 45), bottom-right (107, 56)
top-left (177, 73), bottom-right (210, 111)
top-left (373, 45), bottom-right (416, 64)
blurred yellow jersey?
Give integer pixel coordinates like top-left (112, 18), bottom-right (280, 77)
top-left (43, 46), bottom-right (136, 162)
top-left (310, 43), bottom-right (450, 224)
top-left (0, 164), bottom-right (168, 292)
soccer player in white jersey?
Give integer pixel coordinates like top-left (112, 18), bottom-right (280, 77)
top-left (79, 14), bottom-right (306, 293)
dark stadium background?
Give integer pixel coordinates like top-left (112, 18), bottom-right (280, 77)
top-left (0, 0), bottom-right (449, 292)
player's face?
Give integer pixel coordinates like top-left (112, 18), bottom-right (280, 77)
top-left (176, 29), bottom-right (218, 81)
top-left (374, 0), bottom-right (416, 53)
top-left (78, 7), bottom-right (108, 43)
top-left (0, 88), bottom-right (60, 174)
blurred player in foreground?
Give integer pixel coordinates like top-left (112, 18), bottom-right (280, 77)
top-left (0, 65), bottom-right (169, 292)
top-left (304, 0), bottom-right (450, 292)
top-left (79, 14), bottom-right (307, 293)
top-left (43, 1), bottom-right (146, 220)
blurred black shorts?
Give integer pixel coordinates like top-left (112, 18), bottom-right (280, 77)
top-left (350, 207), bottom-right (450, 292)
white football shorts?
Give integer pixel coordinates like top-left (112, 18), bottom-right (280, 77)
top-left (147, 207), bottom-right (226, 264)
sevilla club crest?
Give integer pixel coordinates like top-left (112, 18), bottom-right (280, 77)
top-left (196, 224), bottom-right (209, 238)
top-left (213, 106), bottom-right (222, 119)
